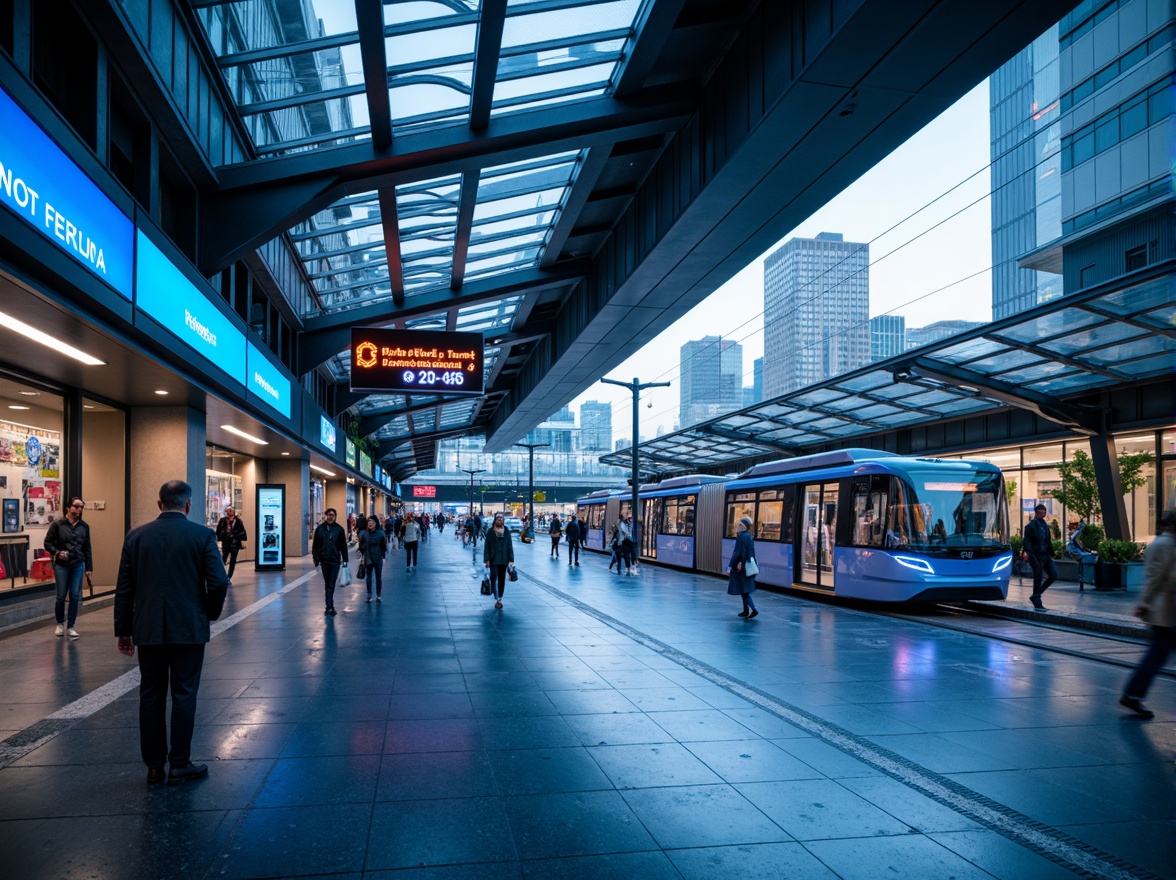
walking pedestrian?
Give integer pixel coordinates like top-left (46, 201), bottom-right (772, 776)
top-left (483, 512), bottom-right (515, 610)
top-left (46, 497), bottom-right (93, 639)
top-left (1120, 510), bottom-right (1176, 718)
top-left (549, 514), bottom-right (562, 558)
top-left (607, 521), bottom-right (621, 571)
top-left (403, 513), bottom-right (421, 571)
top-left (312, 508), bottom-right (347, 616)
top-left (565, 514), bottom-right (581, 566)
top-left (114, 480), bottom-right (228, 786)
top-left (1022, 504), bottom-right (1057, 611)
top-left (727, 515), bottom-right (759, 618)
top-left (214, 507), bottom-right (247, 586)
top-left (384, 515), bottom-right (395, 554)
top-left (358, 515), bottom-right (387, 602)
top-left (618, 513), bottom-right (636, 575)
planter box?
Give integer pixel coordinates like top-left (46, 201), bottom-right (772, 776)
top-left (1094, 561), bottom-right (1145, 591)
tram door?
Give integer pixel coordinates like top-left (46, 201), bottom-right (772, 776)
top-left (641, 498), bottom-right (660, 559)
top-left (799, 483), bottom-right (838, 590)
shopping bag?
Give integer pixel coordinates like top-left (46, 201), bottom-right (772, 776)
top-left (507, 567), bottom-right (518, 582)
top-left (480, 576), bottom-right (493, 595)
top-left (339, 561), bottom-right (352, 586)
top-left (357, 561), bottom-right (366, 580)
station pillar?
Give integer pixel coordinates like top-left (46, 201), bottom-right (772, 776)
top-left (1089, 434), bottom-right (1130, 541)
top-left (128, 406), bottom-right (206, 527)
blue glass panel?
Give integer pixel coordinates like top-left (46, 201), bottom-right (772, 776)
top-left (1000, 309), bottom-right (1103, 343)
top-left (247, 343), bottom-right (291, 418)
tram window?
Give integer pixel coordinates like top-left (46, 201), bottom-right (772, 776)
top-left (757, 500), bottom-right (783, 541)
top-left (850, 475), bottom-right (891, 548)
top-left (587, 505), bottom-right (605, 530)
top-left (661, 499), bottom-right (678, 535)
top-left (725, 493), bottom-right (755, 538)
top-left (662, 495), bottom-right (695, 536)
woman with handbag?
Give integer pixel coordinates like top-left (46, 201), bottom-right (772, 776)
top-left (727, 515), bottom-right (759, 618)
top-left (358, 515), bottom-right (387, 603)
top-left (483, 513), bottom-right (515, 610)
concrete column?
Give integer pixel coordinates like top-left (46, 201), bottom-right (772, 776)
top-left (267, 457), bottom-right (310, 557)
top-left (1090, 434), bottom-right (1130, 541)
top-left (129, 406), bottom-right (205, 527)
top-left (325, 480), bottom-right (348, 523)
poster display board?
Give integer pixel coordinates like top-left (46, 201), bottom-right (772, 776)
top-left (255, 484), bottom-right (286, 571)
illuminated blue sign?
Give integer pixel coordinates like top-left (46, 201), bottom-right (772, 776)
top-left (0, 87), bottom-right (134, 298)
top-left (136, 230), bottom-right (246, 385)
top-left (320, 416), bottom-right (336, 450)
top-left (247, 343), bottom-right (290, 419)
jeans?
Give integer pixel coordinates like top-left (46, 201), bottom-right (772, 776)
top-left (1027, 554), bottom-right (1057, 596)
top-left (550, 535), bottom-right (560, 556)
top-left (741, 591), bottom-right (758, 612)
top-left (320, 560), bottom-right (340, 609)
top-left (1124, 625), bottom-right (1174, 699)
top-left (488, 564), bottom-right (508, 599)
top-left (365, 559), bottom-right (383, 596)
top-left (567, 541), bottom-right (579, 565)
top-left (54, 561), bottom-right (85, 627)
top-left (405, 541), bottom-right (418, 568)
top-left (221, 543), bottom-right (239, 579)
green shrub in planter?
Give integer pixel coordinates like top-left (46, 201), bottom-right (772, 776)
top-left (1050, 539), bottom-right (1064, 559)
top-left (1010, 534), bottom-right (1023, 556)
top-left (1079, 523), bottom-right (1105, 552)
top-left (1097, 539), bottom-right (1144, 563)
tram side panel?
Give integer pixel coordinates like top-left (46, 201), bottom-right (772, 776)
top-left (694, 482), bottom-right (727, 574)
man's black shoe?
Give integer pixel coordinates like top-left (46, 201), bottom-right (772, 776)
top-left (1119, 696), bottom-right (1154, 718)
top-left (167, 762), bottom-right (209, 786)
top-left (146, 766), bottom-right (166, 785)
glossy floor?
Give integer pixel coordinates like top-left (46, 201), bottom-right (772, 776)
top-left (0, 533), bottom-right (1171, 879)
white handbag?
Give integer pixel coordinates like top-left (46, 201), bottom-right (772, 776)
top-left (743, 558), bottom-right (759, 577)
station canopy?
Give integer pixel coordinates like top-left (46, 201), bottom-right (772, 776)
top-left (600, 276), bottom-right (1175, 476)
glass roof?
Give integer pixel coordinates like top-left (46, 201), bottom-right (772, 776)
top-left (600, 280), bottom-right (1176, 475)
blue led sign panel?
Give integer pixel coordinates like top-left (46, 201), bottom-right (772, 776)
top-left (320, 416), bottom-right (336, 450)
top-left (0, 87), bottom-right (134, 298)
top-left (247, 343), bottom-right (291, 419)
top-left (136, 231), bottom-right (246, 386)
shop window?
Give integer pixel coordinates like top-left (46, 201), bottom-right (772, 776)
top-left (0, 378), bottom-right (64, 591)
top-left (1124, 245), bottom-right (1147, 273)
top-left (1024, 443), bottom-right (1064, 466)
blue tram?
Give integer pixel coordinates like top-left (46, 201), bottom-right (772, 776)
top-left (576, 449), bottom-right (1012, 603)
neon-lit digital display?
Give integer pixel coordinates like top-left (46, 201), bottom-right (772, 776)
top-left (320, 416), bottom-right (336, 450)
top-left (136, 231), bottom-right (246, 385)
top-left (345, 439), bottom-right (356, 468)
top-left (247, 343), bottom-right (290, 419)
top-left (350, 328), bottom-right (483, 395)
top-left (0, 87), bottom-right (134, 298)
top-left (413, 485), bottom-right (437, 498)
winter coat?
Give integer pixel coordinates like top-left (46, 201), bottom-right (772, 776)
top-left (357, 528), bottom-right (387, 564)
top-left (312, 521), bottom-right (347, 564)
top-left (1139, 532), bottom-right (1175, 628)
top-left (1023, 517), bottom-right (1052, 557)
top-left (216, 515), bottom-right (248, 550)
top-left (565, 519), bottom-right (582, 543)
top-left (403, 520), bottom-right (422, 543)
top-left (483, 527), bottom-right (514, 565)
top-left (727, 530), bottom-right (757, 596)
top-left (44, 516), bottom-right (93, 569)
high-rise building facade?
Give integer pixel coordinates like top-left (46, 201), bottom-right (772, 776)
top-left (870, 315), bottom-right (906, 361)
top-left (679, 336), bottom-right (743, 428)
top-left (578, 401), bottom-right (612, 451)
top-left (763, 233), bottom-right (870, 398)
top-left (905, 320), bottom-right (986, 350)
top-left (992, 5), bottom-right (1172, 319)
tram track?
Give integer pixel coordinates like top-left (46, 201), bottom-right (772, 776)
top-left (878, 601), bottom-right (1176, 678)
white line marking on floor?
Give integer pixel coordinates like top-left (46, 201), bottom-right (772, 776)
top-left (0, 571), bottom-right (316, 770)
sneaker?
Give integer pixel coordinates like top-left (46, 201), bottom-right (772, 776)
top-left (327, 607), bottom-right (337, 616)
top-left (748, 609), bottom-right (759, 619)
top-left (55, 624), bottom-right (64, 637)
top-left (366, 596), bottom-right (373, 603)
top-left (738, 610), bottom-right (749, 617)
top-left (67, 628), bottom-right (79, 639)
top-left (1119, 696), bottom-right (1154, 718)
top-left (376, 595), bottom-right (382, 602)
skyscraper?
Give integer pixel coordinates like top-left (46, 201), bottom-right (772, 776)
top-left (992, 7), bottom-right (1172, 319)
top-left (763, 232), bottom-right (870, 398)
top-left (578, 401), bottom-right (612, 451)
top-left (679, 336), bottom-right (743, 428)
top-left (870, 315), bottom-right (906, 361)
top-left (904, 320), bottom-right (986, 350)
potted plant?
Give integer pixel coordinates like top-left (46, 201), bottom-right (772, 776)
top-left (1094, 539), bottom-right (1146, 590)
top-left (1009, 534), bottom-right (1029, 576)
top-left (1078, 522), bottom-right (1105, 553)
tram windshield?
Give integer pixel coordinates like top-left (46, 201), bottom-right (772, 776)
top-left (887, 469), bottom-right (1008, 551)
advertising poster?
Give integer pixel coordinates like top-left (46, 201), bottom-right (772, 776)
top-left (255, 484), bottom-right (286, 571)
top-left (0, 420), bottom-right (62, 527)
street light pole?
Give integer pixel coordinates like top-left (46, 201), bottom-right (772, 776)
top-left (601, 376), bottom-right (671, 558)
top-left (460, 466), bottom-right (486, 566)
top-left (514, 441), bottom-right (550, 540)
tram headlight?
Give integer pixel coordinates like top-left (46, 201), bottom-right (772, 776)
top-left (992, 554), bottom-right (1013, 572)
top-left (893, 555), bottom-right (935, 574)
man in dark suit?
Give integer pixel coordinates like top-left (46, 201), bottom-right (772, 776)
top-left (115, 480), bottom-right (228, 786)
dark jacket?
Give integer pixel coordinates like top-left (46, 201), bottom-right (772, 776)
top-left (45, 516), bottom-right (93, 569)
top-left (483, 527), bottom-right (514, 565)
top-left (312, 521), bottom-right (347, 564)
top-left (565, 518), bottom-right (582, 542)
top-left (215, 515), bottom-right (248, 550)
top-left (114, 511), bottom-right (228, 645)
top-left (357, 528), bottom-right (387, 564)
top-left (727, 530), bottom-right (757, 595)
top-left (1023, 517), bottom-right (1052, 557)
top-left (549, 518), bottom-right (562, 536)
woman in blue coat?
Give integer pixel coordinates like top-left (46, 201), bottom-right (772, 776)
top-left (727, 516), bottom-right (758, 618)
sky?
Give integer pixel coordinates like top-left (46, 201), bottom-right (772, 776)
top-left (571, 80), bottom-right (994, 444)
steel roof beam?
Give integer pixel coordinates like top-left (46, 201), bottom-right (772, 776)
top-left (541, 146), bottom-right (612, 268)
top-left (377, 188), bottom-right (406, 304)
top-left (699, 424), bottom-right (800, 455)
top-left (469, 0), bottom-right (507, 130)
top-left (357, 398), bottom-right (463, 437)
top-left (903, 357), bottom-right (1100, 434)
top-left (613, 0), bottom-right (687, 98)
top-left (450, 171), bottom-right (482, 291)
top-left (356, 0), bottom-right (393, 149)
